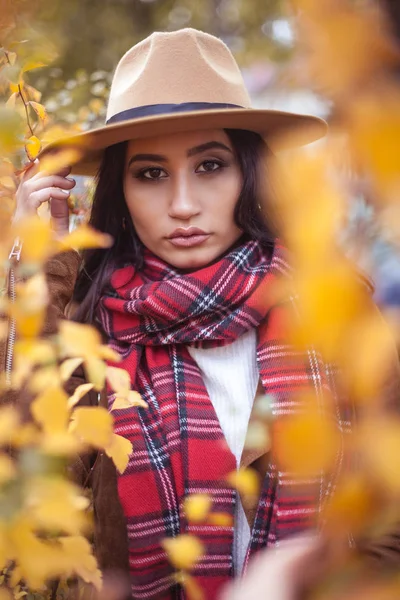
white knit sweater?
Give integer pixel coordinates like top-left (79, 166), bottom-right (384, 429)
top-left (187, 328), bottom-right (258, 574)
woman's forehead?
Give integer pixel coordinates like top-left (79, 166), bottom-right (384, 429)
top-left (126, 129), bottom-right (232, 154)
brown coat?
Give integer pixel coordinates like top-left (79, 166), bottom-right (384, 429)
top-left (2, 250), bottom-right (400, 594)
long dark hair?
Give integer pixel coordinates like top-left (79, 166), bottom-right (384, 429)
top-left (72, 129), bottom-right (277, 323)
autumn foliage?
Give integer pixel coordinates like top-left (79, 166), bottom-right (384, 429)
top-left (1, 0), bottom-right (400, 599)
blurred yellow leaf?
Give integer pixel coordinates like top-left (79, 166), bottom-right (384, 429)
top-left (11, 423), bottom-right (39, 448)
top-left (174, 572), bottom-right (204, 600)
top-left (111, 391), bottom-right (148, 411)
top-left (0, 175), bottom-right (15, 191)
top-left (25, 84), bottom-right (42, 103)
top-left (84, 357), bottom-right (106, 391)
top-left (28, 366), bottom-right (60, 394)
top-left (361, 419), bottom-right (400, 494)
top-left (22, 60), bottom-right (46, 73)
top-left (226, 467), bottom-right (260, 498)
top-left (31, 386), bottom-right (69, 434)
top-left (68, 383), bottom-right (94, 409)
top-left (98, 345), bottom-right (121, 363)
top-left (105, 433), bottom-right (132, 473)
top-left (71, 406), bottom-right (113, 448)
top-left (183, 494), bottom-right (212, 524)
top-left (59, 536), bottom-right (102, 590)
top-left (0, 406), bottom-right (19, 444)
top-left (274, 405), bottom-right (339, 476)
top-left (28, 477), bottom-right (89, 535)
top-left (59, 224), bottom-right (113, 252)
top-left (0, 454), bottom-right (16, 484)
top-left (348, 92), bottom-right (400, 204)
top-left (0, 107), bottom-right (25, 154)
top-left (59, 321), bottom-right (102, 360)
top-left (106, 366), bottom-right (131, 395)
top-left (207, 513), bottom-right (233, 527)
top-left (5, 92), bottom-right (17, 109)
top-left (162, 534), bottom-right (205, 571)
top-left (13, 217), bottom-right (54, 264)
top-left (29, 101), bottom-right (48, 125)
top-left (60, 357), bottom-right (84, 382)
top-left (323, 475), bottom-right (376, 535)
top-left (39, 148), bottom-right (83, 175)
top-left (25, 135), bottom-right (41, 161)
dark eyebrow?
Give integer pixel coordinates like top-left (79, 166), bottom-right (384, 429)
top-left (128, 153), bottom-right (167, 167)
top-left (187, 141), bottom-right (233, 157)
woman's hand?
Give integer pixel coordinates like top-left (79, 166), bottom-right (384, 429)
top-left (220, 535), bottom-right (319, 600)
top-left (14, 161), bottom-right (76, 238)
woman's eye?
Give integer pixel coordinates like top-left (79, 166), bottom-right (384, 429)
top-left (138, 167), bottom-right (167, 180)
top-left (197, 160), bottom-right (223, 173)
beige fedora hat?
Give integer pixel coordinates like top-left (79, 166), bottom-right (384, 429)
top-left (40, 28), bottom-right (327, 175)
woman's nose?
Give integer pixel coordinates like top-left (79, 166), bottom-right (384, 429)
top-left (168, 175), bottom-right (200, 220)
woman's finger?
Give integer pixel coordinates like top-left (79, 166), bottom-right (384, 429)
top-left (26, 174), bottom-right (76, 194)
top-left (29, 187), bottom-right (72, 211)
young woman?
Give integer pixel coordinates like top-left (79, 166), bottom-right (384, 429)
top-left (8, 28), bottom-right (400, 600)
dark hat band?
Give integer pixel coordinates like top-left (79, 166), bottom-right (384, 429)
top-left (106, 102), bottom-right (244, 125)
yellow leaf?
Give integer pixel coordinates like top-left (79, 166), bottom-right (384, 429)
top-left (226, 468), bottom-right (260, 498)
top-left (0, 589), bottom-right (12, 600)
top-left (25, 84), bottom-right (42, 103)
top-left (22, 60), bottom-right (47, 73)
top-left (29, 101), bottom-right (48, 125)
top-left (11, 423), bottom-right (39, 447)
top-left (5, 92), bottom-right (17, 109)
top-left (183, 494), bottom-right (212, 524)
top-left (207, 513), bottom-right (233, 527)
top-left (84, 357), bottom-right (106, 391)
top-left (13, 217), bottom-right (54, 264)
top-left (361, 420), bottom-right (400, 494)
top-left (59, 321), bottom-right (102, 361)
top-left (0, 407), bottom-right (19, 445)
top-left (273, 408), bottom-right (339, 476)
top-left (68, 383), bottom-right (94, 409)
top-left (59, 536), bottom-right (102, 590)
top-left (25, 135), bottom-right (41, 161)
top-left (111, 391), bottom-right (148, 411)
top-left (60, 357), bottom-right (84, 382)
top-left (28, 366), bottom-right (60, 394)
top-left (39, 148), bottom-right (83, 176)
top-left (14, 339), bottom-right (55, 366)
top-left (105, 433), bottom-right (132, 473)
top-left (31, 386), bottom-right (70, 434)
top-left (71, 406), bottom-right (113, 448)
top-left (0, 454), bottom-right (16, 484)
top-left (162, 534), bottom-right (205, 571)
top-left (174, 572), bottom-right (204, 600)
top-left (98, 344), bottom-right (122, 362)
top-left (323, 475), bottom-right (375, 535)
top-left (28, 477), bottom-right (89, 535)
top-left (0, 176), bottom-right (15, 191)
top-left (106, 366), bottom-right (131, 395)
top-left (41, 431), bottom-right (81, 455)
top-left (59, 224), bottom-right (113, 252)
top-left (9, 82), bottom-right (19, 94)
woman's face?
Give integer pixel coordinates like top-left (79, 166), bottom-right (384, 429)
top-left (123, 129), bottom-right (243, 270)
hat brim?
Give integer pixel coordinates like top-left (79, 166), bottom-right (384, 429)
top-left (39, 108), bottom-right (327, 176)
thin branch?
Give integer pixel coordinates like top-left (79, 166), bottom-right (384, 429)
top-left (3, 48), bottom-right (35, 138)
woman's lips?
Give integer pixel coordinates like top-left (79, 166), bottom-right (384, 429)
top-left (167, 234), bottom-right (210, 248)
top-left (167, 227), bottom-right (210, 248)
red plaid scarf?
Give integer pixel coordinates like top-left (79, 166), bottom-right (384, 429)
top-left (97, 240), bottom-right (346, 600)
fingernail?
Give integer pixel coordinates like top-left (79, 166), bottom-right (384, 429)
top-left (61, 189), bottom-right (70, 195)
top-left (66, 177), bottom-right (75, 183)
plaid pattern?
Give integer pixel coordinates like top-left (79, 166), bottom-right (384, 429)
top-left (97, 240), bottom-right (346, 600)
